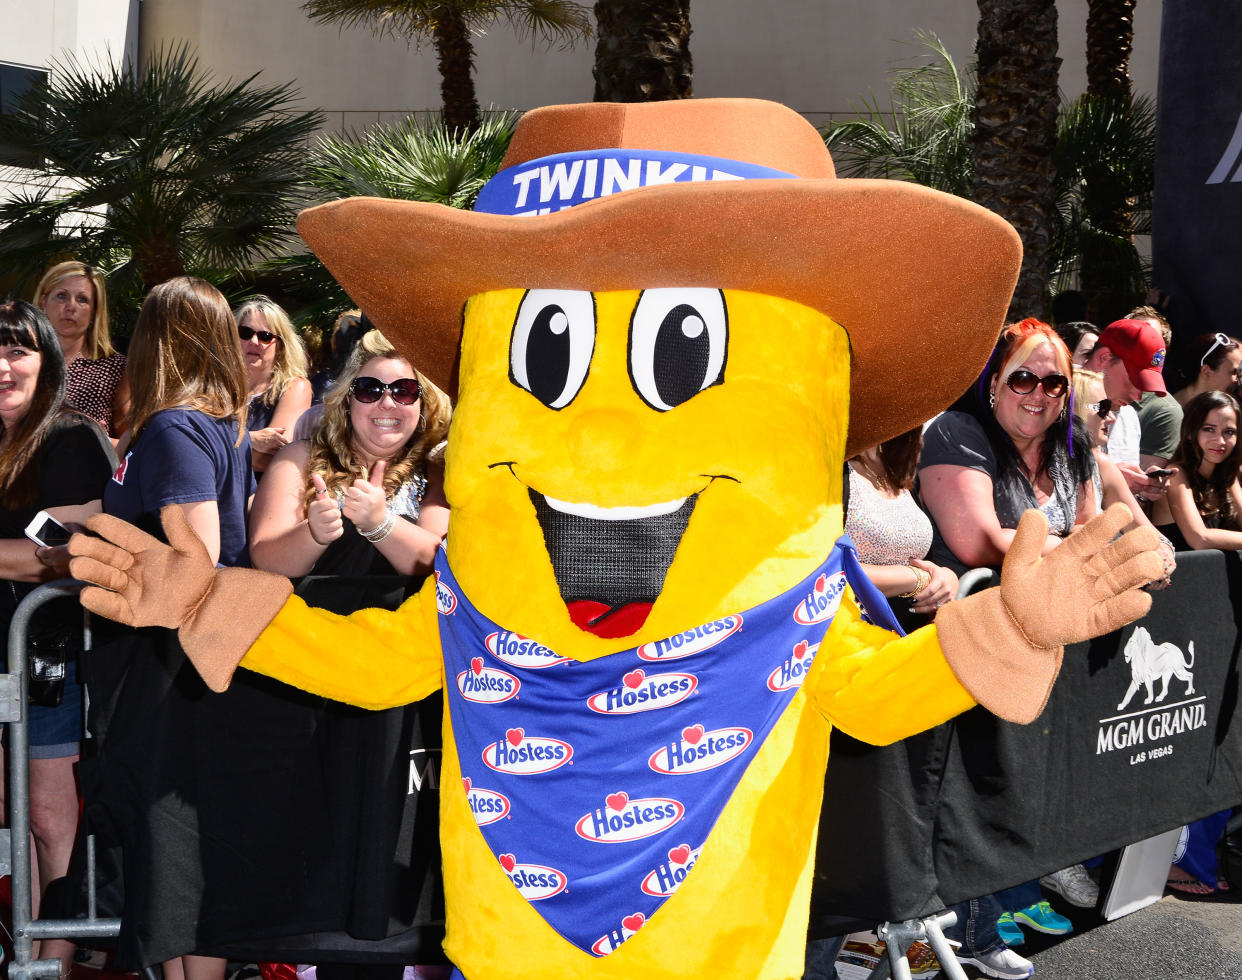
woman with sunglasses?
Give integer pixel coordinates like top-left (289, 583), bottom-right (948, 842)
top-left (234, 296), bottom-right (312, 475)
top-left (1171, 332), bottom-right (1242, 408)
top-left (920, 317), bottom-right (1097, 576)
top-left (250, 329), bottom-right (450, 578)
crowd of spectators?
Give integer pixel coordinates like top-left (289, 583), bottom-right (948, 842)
top-left (1, 263), bottom-right (1239, 980)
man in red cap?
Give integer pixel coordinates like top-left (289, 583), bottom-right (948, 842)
top-left (1083, 318), bottom-right (1173, 499)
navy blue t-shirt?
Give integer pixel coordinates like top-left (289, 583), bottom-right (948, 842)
top-left (104, 409), bottom-right (255, 568)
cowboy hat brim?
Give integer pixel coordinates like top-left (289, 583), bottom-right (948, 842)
top-left (297, 177), bottom-right (1020, 457)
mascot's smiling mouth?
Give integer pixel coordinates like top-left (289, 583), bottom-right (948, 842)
top-left (490, 463), bottom-right (734, 638)
top-left (528, 490), bottom-right (699, 638)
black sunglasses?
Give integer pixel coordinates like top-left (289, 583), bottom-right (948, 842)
top-left (350, 376), bottom-right (421, 405)
top-left (1005, 369), bottom-right (1069, 398)
top-left (238, 325), bottom-right (278, 345)
top-left (1086, 398), bottom-right (1113, 419)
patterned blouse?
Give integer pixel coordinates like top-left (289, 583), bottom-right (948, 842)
top-left (66, 353), bottom-right (127, 436)
top-left (845, 464), bottom-right (934, 565)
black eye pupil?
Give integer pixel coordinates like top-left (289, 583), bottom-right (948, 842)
top-left (524, 305), bottom-right (574, 406)
top-left (653, 304), bottom-right (715, 408)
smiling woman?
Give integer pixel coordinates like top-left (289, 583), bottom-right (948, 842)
top-left (249, 329), bottom-right (450, 579)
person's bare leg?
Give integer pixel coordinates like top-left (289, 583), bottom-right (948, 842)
top-left (163, 957), bottom-right (187, 980)
top-left (29, 755), bottom-right (81, 976)
top-left (183, 954), bottom-right (228, 980)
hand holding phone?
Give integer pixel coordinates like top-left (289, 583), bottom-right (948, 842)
top-left (25, 511), bottom-right (72, 549)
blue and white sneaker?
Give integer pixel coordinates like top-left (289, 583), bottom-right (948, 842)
top-left (1014, 900), bottom-right (1073, 935)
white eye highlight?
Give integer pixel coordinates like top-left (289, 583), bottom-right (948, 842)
top-left (510, 290), bottom-right (596, 409)
top-left (628, 288), bottom-right (727, 411)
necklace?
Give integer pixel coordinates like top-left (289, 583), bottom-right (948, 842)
top-left (853, 455), bottom-right (891, 492)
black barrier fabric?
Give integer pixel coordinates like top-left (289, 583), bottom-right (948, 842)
top-left (810, 549), bottom-right (1242, 935)
top-left (1151, 3), bottom-right (1242, 337)
top-left (64, 576), bottom-right (445, 968)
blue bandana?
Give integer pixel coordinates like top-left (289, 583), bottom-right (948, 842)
top-left (437, 536), bottom-right (898, 956)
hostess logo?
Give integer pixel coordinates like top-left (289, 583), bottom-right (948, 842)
top-left (435, 574), bottom-right (457, 615)
top-left (586, 668), bottom-right (697, 715)
top-left (482, 728), bottom-right (573, 774)
top-left (455, 657), bottom-right (520, 703)
top-left (462, 777), bottom-right (510, 826)
top-left (767, 640), bottom-right (818, 693)
top-left (485, 630), bottom-right (570, 669)
top-left (575, 791), bottom-right (684, 843)
top-left (590, 912), bottom-right (647, 957)
top-left (637, 615), bottom-right (743, 662)
top-left (496, 852), bottom-right (567, 901)
top-left (641, 842), bottom-right (702, 897)
top-left (793, 571), bottom-right (846, 625)
top-left (648, 724), bottom-right (752, 774)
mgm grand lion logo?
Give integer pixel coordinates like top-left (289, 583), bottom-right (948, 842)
top-left (1117, 626), bottom-right (1196, 711)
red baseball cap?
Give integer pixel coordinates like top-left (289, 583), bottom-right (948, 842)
top-left (1097, 319), bottom-right (1168, 395)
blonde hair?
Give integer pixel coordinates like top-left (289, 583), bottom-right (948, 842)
top-left (233, 296), bottom-right (309, 406)
top-left (127, 277), bottom-right (250, 442)
top-left (1071, 368), bottom-right (1105, 424)
top-left (304, 329), bottom-right (452, 510)
top-left (33, 260), bottom-right (114, 359)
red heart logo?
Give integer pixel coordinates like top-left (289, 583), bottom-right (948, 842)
top-left (793, 640), bottom-right (809, 660)
top-left (682, 724), bottom-right (704, 745)
top-left (471, 657), bottom-right (483, 675)
top-left (622, 913), bottom-right (645, 933)
top-left (669, 844), bottom-right (691, 866)
top-left (623, 669), bottom-right (645, 689)
top-left (498, 853), bottom-right (516, 873)
top-left (461, 777), bottom-right (471, 794)
top-left (506, 728), bottom-right (524, 747)
top-left (814, 573), bottom-right (827, 594)
top-left (606, 792), bottom-right (629, 812)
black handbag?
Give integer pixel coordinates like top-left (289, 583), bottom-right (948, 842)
top-left (6, 583), bottom-right (80, 708)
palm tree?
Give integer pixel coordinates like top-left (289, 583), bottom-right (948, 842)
top-left (1086, 0), bottom-right (1135, 101)
top-left (272, 111), bottom-right (518, 324)
top-left (972, 0), bottom-right (1062, 320)
top-left (0, 45), bottom-right (322, 328)
top-left (593, 0), bottom-right (692, 101)
top-left (301, 1), bottom-right (592, 133)
top-left (823, 32), bottom-right (972, 199)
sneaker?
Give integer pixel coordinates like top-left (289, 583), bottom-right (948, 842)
top-left (1041, 863), bottom-right (1100, 908)
top-left (997, 911), bottom-right (1025, 946)
top-left (1014, 899), bottom-right (1073, 935)
top-left (957, 945), bottom-right (1035, 979)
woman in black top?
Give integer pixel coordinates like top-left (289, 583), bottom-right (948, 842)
top-left (0, 300), bottom-right (115, 975)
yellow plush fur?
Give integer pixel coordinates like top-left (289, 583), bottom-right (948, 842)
top-left (241, 289), bottom-right (976, 979)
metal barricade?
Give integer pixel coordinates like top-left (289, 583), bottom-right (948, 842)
top-left (6, 580), bottom-right (121, 980)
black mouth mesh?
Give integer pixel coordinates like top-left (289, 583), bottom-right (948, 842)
top-left (528, 491), bottom-right (699, 608)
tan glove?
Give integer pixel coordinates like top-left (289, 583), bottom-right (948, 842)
top-left (69, 505), bottom-right (292, 690)
top-left (936, 503), bottom-right (1163, 724)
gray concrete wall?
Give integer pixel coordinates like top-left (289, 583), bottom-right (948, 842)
top-left (134, 0), bottom-right (1162, 134)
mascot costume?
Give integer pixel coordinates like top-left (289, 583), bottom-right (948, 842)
top-left (70, 99), bottom-right (1162, 979)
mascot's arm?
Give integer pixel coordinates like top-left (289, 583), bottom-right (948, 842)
top-left (69, 506), bottom-right (441, 707)
top-left (814, 504), bottom-right (1161, 737)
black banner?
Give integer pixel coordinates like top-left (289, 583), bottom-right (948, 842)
top-left (1151, 4), bottom-right (1242, 337)
top-left (810, 549), bottom-right (1242, 934)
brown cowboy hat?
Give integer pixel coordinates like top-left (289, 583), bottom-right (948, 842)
top-left (297, 98), bottom-right (1020, 456)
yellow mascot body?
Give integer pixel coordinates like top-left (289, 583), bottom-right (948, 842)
top-left (71, 100), bottom-right (1161, 980)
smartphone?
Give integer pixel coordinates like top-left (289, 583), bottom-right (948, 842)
top-left (24, 511), bottom-right (72, 548)
top-left (1145, 468), bottom-right (1175, 479)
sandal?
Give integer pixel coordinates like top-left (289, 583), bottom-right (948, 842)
top-left (1167, 867), bottom-right (1216, 896)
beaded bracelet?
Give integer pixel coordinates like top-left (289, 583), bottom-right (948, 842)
top-left (359, 508), bottom-right (397, 543)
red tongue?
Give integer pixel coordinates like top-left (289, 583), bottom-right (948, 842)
top-left (567, 600), bottom-right (654, 639)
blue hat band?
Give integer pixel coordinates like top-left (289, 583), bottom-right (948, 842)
top-left (473, 148), bottom-right (795, 217)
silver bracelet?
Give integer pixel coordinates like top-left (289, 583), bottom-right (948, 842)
top-left (358, 508), bottom-right (396, 543)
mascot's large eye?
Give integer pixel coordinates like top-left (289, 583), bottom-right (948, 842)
top-left (510, 289), bottom-right (596, 409)
top-left (628, 289), bottom-right (728, 411)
